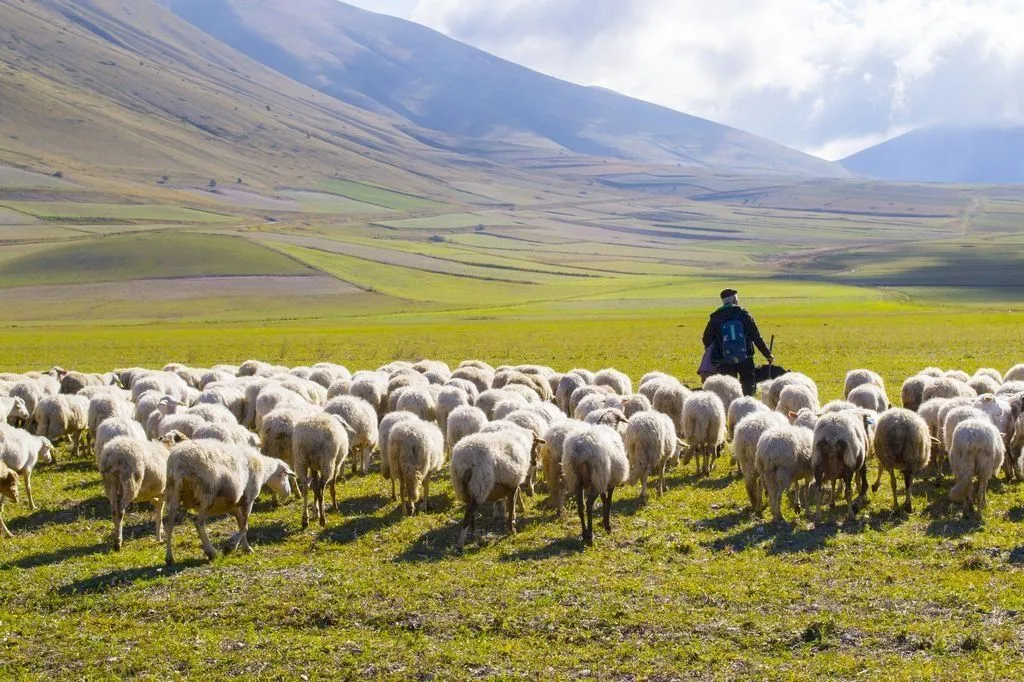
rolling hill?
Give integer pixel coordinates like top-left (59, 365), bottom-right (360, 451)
top-left (0, 0), bottom-right (475, 193)
top-left (842, 125), bottom-right (1024, 184)
top-left (160, 0), bottom-right (849, 178)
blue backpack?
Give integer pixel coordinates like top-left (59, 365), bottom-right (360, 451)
top-left (719, 318), bottom-right (749, 364)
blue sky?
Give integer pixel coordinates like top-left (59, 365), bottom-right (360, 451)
top-left (345, 1), bottom-right (1024, 159)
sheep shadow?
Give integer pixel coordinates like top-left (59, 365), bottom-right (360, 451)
top-left (55, 560), bottom-right (204, 596)
top-left (54, 460), bottom-right (95, 473)
top-left (498, 536), bottom-right (583, 562)
top-left (1008, 546), bottom-right (1024, 565)
top-left (316, 508), bottom-right (402, 545)
top-left (925, 514), bottom-right (983, 538)
top-left (692, 507), bottom-right (750, 533)
top-left (706, 516), bottom-right (846, 555)
top-left (336, 492), bottom-right (393, 516)
top-left (245, 520), bottom-right (291, 548)
top-left (1005, 506), bottom-right (1024, 523)
top-left (392, 525), bottom-right (460, 563)
top-left (8, 495), bottom-right (109, 532)
top-left (3, 540), bottom-right (109, 570)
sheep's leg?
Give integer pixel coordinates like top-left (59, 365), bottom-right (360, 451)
top-left (856, 464), bottom-right (869, 512)
top-left (516, 486), bottom-right (527, 514)
top-left (457, 498), bottom-right (476, 550)
top-left (154, 497), bottom-right (165, 543)
top-left (422, 477), bottom-right (431, 513)
top-left (871, 464), bottom-right (883, 494)
top-left (352, 449), bottom-right (359, 476)
top-left (112, 499), bottom-right (125, 551)
top-left (889, 469), bottom-right (900, 513)
top-left (602, 487), bottom-right (614, 533)
top-left (315, 474), bottom-right (327, 527)
top-left (658, 459), bottom-right (668, 497)
top-left (163, 494), bottom-right (179, 565)
top-left (299, 472), bottom-right (311, 530)
top-left (903, 471), bottom-right (914, 512)
top-left (389, 477), bottom-right (396, 502)
top-left (399, 474), bottom-right (410, 517)
top-left (506, 489), bottom-right (518, 535)
top-left (584, 491), bottom-right (598, 546)
top-left (554, 480), bottom-right (564, 518)
top-left (225, 507), bottom-right (245, 554)
top-left (194, 511), bottom-right (216, 561)
top-left (0, 502), bottom-right (10, 538)
top-left (744, 473), bottom-right (759, 514)
top-left (575, 487), bottom-right (589, 545)
top-left (844, 471), bottom-right (855, 519)
top-left (329, 476), bottom-right (339, 513)
top-left (977, 477), bottom-right (989, 514)
top-left (23, 471), bottom-right (36, 511)
top-left (237, 503), bottom-right (254, 554)
top-left (639, 471), bottom-right (648, 505)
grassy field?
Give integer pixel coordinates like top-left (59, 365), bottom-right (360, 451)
top-left (3, 305), bottom-right (1024, 679)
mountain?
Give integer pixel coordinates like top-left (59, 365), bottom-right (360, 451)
top-left (160, 0), bottom-right (848, 178)
top-left (0, 0), bottom-right (465, 192)
top-left (842, 125), bottom-right (1024, 184)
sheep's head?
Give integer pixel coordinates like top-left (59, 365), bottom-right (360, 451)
top-left (268, 461), bottom-right (296, 499)
top-left (0, 470), bottom-right (18, 503)
top-left (37, 437), bottom-right (54, 465)
top-left (530, 435), bottom-right (546, 466)
top-left (47, 366), bottom-right (68, 379)
top-left (159, 431), bottom-right (189, 447)
top-left (157, 396), bottom-right (182, 415)
top-left (7, 397), bottom-right (29, 423)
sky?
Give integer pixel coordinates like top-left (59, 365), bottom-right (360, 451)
top-left (344, 0), bottom-right (1024, 160)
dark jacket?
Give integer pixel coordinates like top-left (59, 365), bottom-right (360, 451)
top-left (702, 304), bottom-right (771, 363)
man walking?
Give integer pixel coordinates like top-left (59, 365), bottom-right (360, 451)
top-left (702, 288), bottom-right (773, 396)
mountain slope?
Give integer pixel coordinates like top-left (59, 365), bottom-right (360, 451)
top-left (161, 0), bottom-right (848, 178)
top-left (843, 125), bottom-right (1024, 184)
top-left (0, 0), bottom-right (467, 192)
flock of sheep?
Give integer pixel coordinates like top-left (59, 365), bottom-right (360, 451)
top-left (1, 359), bottom-right (1023, 562)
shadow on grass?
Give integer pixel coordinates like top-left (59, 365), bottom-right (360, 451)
top-left (56, 559), bottom-right (205, 596)
top-left (392, 524), bottom-right (459, 563)
top-left (317, 507), bottom-right (402, 545)
top-left (693, 508), bottom-right (750, 532)
top-left (9, 495), bottom-right (108, 532)
top-left (245, 520), bottom-right (291, 548)
top-left (3, 540), bottom-right (109, 569)
top-left (499, 536), bottom-right (583, 562)
top-left (54, 460), bottom-right (95, 474)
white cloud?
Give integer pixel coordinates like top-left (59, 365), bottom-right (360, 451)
top-left (392, 0), bottom-right (1024, 157)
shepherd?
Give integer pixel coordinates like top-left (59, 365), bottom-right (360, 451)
top-left (700, 288), bottom-right (774, 396)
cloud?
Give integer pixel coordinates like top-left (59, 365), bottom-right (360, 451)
top-left (403, 0), bottom-right (1024, 157)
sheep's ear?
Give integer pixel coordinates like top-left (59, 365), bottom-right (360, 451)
top-left (2, 471), bottom-right (16, 487)
top-left (788, 411), bottom-right (798, 419)
top-left (931, 436), bottom-right (942, 445)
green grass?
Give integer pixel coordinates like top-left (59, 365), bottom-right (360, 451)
top-left (0, 232), bottom-right (314, 287)
top-left (377, 213), bottom-right (520, 230)
top-left (319, 180), bottom-right (449, 211)
top-left (0, 202), bottom-right (234, 223)
top-left (2, 305), bottom-right (1024, 679)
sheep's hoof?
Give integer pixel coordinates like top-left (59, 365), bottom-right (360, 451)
top-left (165, 555), bottom-right (174, 566)
top-left (243, 545), bottom-right (254, 555)
top-left (113, 541), bottom-right (122, 552)
top-left (603, 521), bottom-right (612, 533)
top-left (870, 482), bottom-right (881, 493)
top-left (903, 501), bottom-right (913, 513)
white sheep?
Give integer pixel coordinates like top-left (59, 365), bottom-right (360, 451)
top-left (942, 405), bottom-right (987, 454)
top-left (445, 405), bottom-right (488, 453)
top-left (847, 384), bottom-right (889, 413)
top-left (921, 377), bottom-right (976, 402)
top-left (622, 394), bottom-right (653, 418)
top-left (349, 375), bottom-right (387, 419)
top-left (810, 412), bottom-right (871, 522)
top-left (258, 406), bottom-right (312, 467)
top-left (901, 375), bottom-right (933, 412)
top-left (574, 393), bottom-right (623, 421)
top-left (0, 424), bottom-right (53, 510)
top-left (0, 460), bottom-right (19, 538)
top-left (1004, 364), bottom-right (1024, 383)
top-left (436, 386), bottom-right (471, 449)
top-left (680, 391), bottom-right (726, 476)
top-left (562, 424), bottom-right (629, 546)
top-left (948, 418), bottom-right (1005, 518)
top-left (765, 373), bottom-right (818, 410)
top-left (733, 411), bottom-right (789, 514)
top-left (450, 425), bottom-right (544, 549)
top-left (652, 383), bottom-right (690, 441)
top-left (638, 375), bottom-right (678, 404)
top-left (968, 375), bottom-right (1000, 396)
top-left (539, 419), bottom-right (586, 516)
top-left (164, 439), bottom-right (295, 563)
top-left (394, 387), bottom-right (437, 422)
top-left (476, 389), bottom-right (527, 420)
top-left (972, 394), bottom-right (1016, 480)
top-left (756, 425), bottom-right (815, 523)
top-left (378, 411), bottom-right (420, 500)
top-left (292, 413), bottom-right (351, 528)
top-left (624, 411), bottom-right (678, 503)
top-left (777, 384), bottom-right (820, 422)
top-left (594, 368), bottom-right (632, 396)
top-left (197, 385), bottom-right (246, 423)
top-left (727, 396), bottom-right (769, 440)
top-left (449, 365), bottom-right (493, 394)
top-left (844, 369), bottom-right (885, 398)
top-left (444, 378), bottom-right (480, 404)
top-left (872, 409), bottom-right (931, 513)
top-left (388, 419), bottom-right (445, 515)
top-left (324, 396), bottom-right (380, 475)
top-left (193, 422), bottom-right (260, 448)
top-left (100, 433), bottom-right (184, 550)
top-left (1, 396), bottom-right (29, 427)
top-left (94, 417), bottom-right (147, 467)
top-left (556, 373), bottom-right (588, 416)
top-left (703, 375), bottom-right (743, 413)
top-left (32, 394), bottom-right (88, 458)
